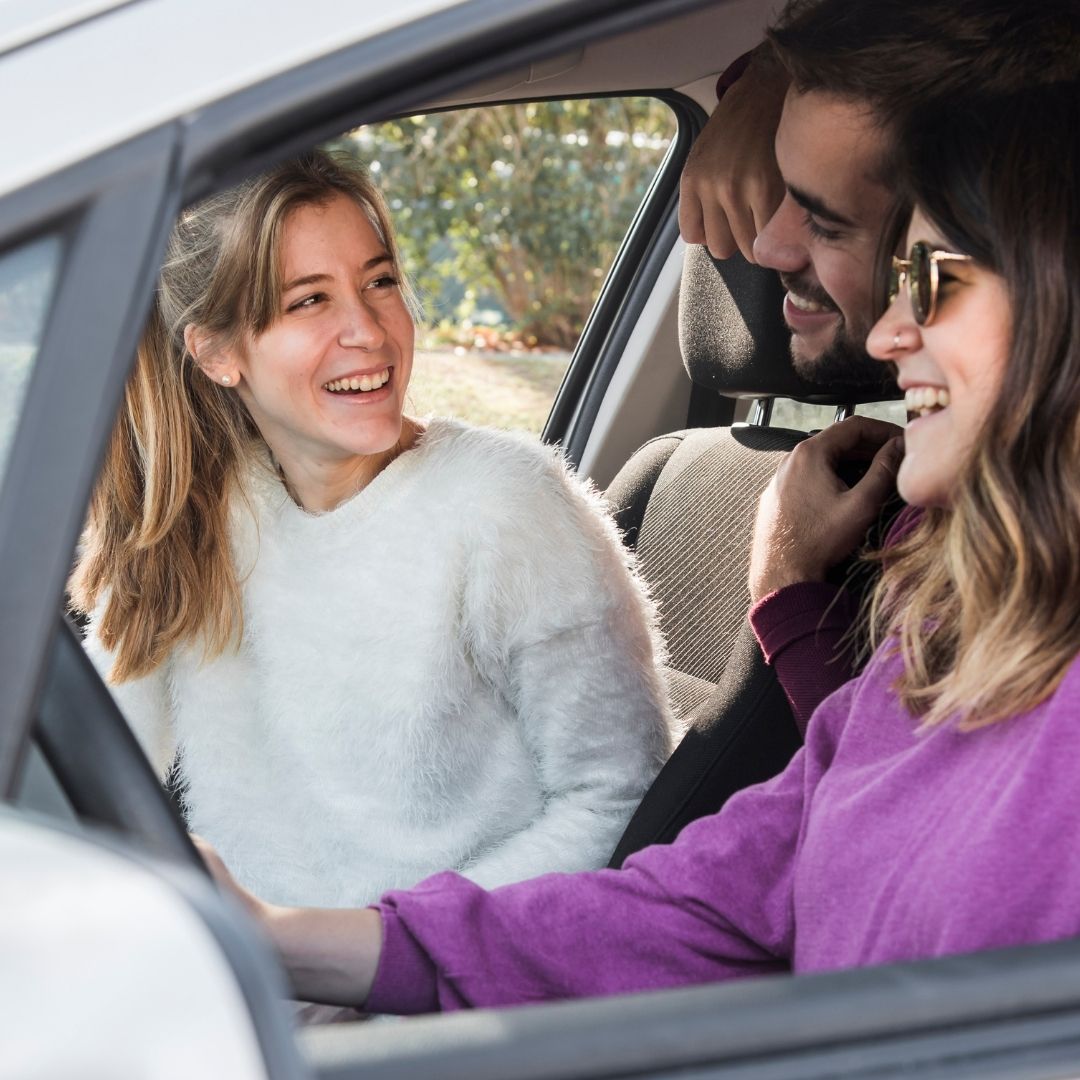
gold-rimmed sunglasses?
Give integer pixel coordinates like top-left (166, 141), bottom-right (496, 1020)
top-left (889, 240), bottom-right (972, 326)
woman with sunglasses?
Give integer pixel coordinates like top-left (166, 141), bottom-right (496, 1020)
top-left (200, 81), bottom-right (1080, 1011)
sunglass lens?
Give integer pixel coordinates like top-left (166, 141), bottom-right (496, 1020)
top-left (910, 241), bottom-right (931, 325)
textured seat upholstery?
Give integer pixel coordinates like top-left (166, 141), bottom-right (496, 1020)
top-left (605, 245), bottom-right (895, 867)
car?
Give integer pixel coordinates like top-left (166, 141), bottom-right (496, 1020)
top-left (3, 1), bottom-right (1080, 1077)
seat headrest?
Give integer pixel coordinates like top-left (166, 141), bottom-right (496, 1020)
top-left (678, 245), bottom-right (898, 404)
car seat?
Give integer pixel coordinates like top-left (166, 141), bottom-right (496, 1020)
top-left (605, 245), bottom-right (896, 867)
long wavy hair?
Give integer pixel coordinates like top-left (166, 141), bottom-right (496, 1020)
top-left (869, 84), bottom-right (1080, 730)
top-left (70, 150), bottom-right (418, 682)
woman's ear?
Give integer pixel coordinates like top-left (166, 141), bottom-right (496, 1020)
top-left (184, 324), bottom-right (241, 388)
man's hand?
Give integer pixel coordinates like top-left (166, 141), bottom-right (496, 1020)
top-left (679, 49), bottom-right (789, 261)
top-left (749, 417), bottom-right (904, 603)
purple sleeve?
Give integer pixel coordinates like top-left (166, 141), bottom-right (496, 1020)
top-left (749, 582), bottom-right (858, 736)
top-left (364, 730), bottom-right (836, 1014)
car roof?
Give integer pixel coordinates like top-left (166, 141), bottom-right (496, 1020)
top-left (0, 0), bottom-right (461, 198)
top-left (1, 0), bottom-right (777, 202)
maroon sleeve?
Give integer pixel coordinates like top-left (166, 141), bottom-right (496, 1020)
top-left (714, 49), bottom-right (755, 101)
top-left (749, 582), bottom-right (858, 736)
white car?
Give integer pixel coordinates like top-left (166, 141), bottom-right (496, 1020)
top-left (2, 1), bottom-right (1079, 1077)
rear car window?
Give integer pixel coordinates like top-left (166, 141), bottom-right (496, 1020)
top-left (0, 233), bottom-right (63, 480)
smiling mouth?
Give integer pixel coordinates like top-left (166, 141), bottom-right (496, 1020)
top-left (905, 386), bottom-right (950, 420)
top-left (786, 291), bottom-right (836, 315)
top-left (323, 368), bottom-right (390, 394)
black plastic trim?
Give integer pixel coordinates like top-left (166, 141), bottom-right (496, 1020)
top-left (34, 616), bottom-right (200, 865)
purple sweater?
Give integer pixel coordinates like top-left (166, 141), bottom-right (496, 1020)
top-left (368, 643), bottom-right (1080, 1013)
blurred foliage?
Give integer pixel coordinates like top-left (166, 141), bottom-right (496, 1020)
top-left (325, 98), bottom-right (674, 349)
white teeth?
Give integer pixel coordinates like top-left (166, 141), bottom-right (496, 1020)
top-left (904, 386), bottom-right (950, 413)
top-left (324, 369), bottom-right (390, 394)
top-left (787, 291), bottom-right (830, 314)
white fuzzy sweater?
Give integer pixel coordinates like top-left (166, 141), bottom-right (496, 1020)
top-left (88, 418), bottom-right (673, 908)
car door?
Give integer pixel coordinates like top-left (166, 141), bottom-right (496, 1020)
top-left (5, 1), bottom-right (1080, 1078)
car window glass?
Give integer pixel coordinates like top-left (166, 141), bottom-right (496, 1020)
top-left (0, 234), bottom-right (63, 481)
top-left (326, 97), bottom-right (677, 434)
top-left (769, 399), bottom-right (837, 431)
top-left (770, 398), bottom-right (906, 431)
top-left (857, 399), bottom-right (906, 425)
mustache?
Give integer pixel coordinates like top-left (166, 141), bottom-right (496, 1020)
top-left (779, 273), bottom-right (839, 313)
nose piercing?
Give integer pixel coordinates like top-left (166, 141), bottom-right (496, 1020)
top-left (893, 332), bottom-right (902, 351)
top-left (221, 375), bottom-right (232, 385)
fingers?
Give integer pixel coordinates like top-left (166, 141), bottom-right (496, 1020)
top-left (750, 169), bottom-right (785, 245)
top-left (678, 175), bottom-right (707, 246)
top-left (702, 202), bottom-right (738, 261)
top-left (727, 202), bottom-right (758, 263)
top-left (850, 436), bottom-right (904, 510)
top-left (810, 416), bottom-right (905, 461)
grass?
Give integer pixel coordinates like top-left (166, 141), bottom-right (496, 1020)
top-left (408, 348), bottom-right (571, 433)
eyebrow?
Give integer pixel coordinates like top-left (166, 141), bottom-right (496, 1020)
top-left (787, 184), bottom-right (857, 229)
top-left (281, 252), bottom-right (393, 293)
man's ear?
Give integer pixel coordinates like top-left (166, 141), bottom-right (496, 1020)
top-left (184, 324), bottom-right (240, 388)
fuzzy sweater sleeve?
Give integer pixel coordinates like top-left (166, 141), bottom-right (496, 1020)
top-left (83, 610), bottom-right (176, 779)
top-left (459, 441), bottom-right (675, 888)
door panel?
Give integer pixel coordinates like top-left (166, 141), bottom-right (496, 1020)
top-left (0, 126), bottom-right (182, 795)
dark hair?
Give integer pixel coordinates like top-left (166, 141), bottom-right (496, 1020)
top-left (870, 81), bottom-right (1080, 728)
top-left (767, 0), bottom-right (1080, 131)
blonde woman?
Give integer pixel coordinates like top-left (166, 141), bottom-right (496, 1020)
top-left (201, 82), bottom-right (1080, 1011)
top-left (72, 151), bottom-right (673, 913)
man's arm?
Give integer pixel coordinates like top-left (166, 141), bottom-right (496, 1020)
top-left (679, 43), bottom-right (789, 261)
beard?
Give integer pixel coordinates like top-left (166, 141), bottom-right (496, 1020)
top-left (790, 321), bottom-right (874, 384)
top-left (780, 272), bottom-right (895, 394)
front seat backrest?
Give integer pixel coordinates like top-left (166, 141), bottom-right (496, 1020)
top-left (606, 245), bottom-right (897, 866)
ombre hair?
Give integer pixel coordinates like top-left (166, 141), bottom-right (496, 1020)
top-left (70, 150), bottom-right (418, 681)
top-left (870, 84), bottom-right (1080, 729)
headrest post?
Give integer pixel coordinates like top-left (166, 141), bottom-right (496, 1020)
top-left (749, 398), bottom-right (774, 427)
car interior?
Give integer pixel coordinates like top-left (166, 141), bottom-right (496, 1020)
top-left (7, 0), bottom-right (1080, 1077)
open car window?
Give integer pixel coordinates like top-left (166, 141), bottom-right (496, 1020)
top-left (332, 97), bottom-right (677, 433)
top-left (0, 233), bottom-right (63, 481)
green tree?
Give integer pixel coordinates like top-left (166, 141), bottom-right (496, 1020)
top-left (326, 98), bottom-right (673, 349)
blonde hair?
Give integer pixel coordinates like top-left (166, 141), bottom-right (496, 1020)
top-left (868, 84), bottom-right (1080, 730)
top-left (70, 151), bottom-right (417, 682)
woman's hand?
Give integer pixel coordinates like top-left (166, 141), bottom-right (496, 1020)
top-left (191, 834), bottom-right (266, 919)
top-left (679, 49), bottom-right (789, 261)
top-left (192, 835), bottom-right (385, 1007)
top-left (749, 418), bottom-right (904, 603)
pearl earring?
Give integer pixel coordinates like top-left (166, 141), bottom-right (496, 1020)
top-left (221, 375), bottom-right (232, 385)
